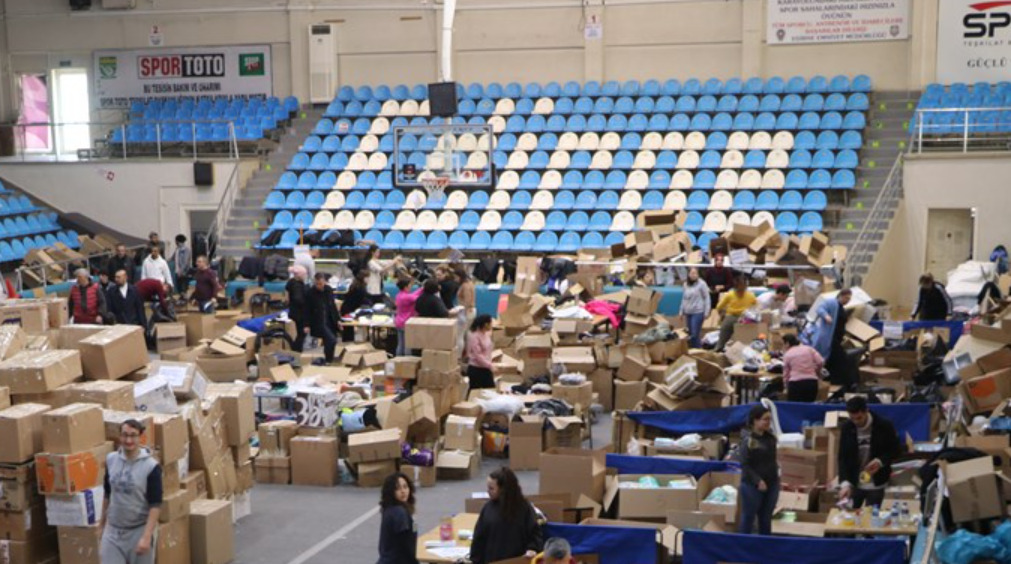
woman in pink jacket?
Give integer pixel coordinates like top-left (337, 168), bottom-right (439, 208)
top-left (781, 333), bottom-right (824, 402)
top-left (465, 314), bottom-right (495, 389)
top-left (394, 277), bottom-right (423, 356)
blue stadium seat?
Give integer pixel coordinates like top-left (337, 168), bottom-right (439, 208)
top-left (271, 211), bottom-right (293, 230)
top-left (831, 170), bottom-right (855, 189)
top-left (744, 150), bottom-right (767, 169)
top-left (558, 232), bottom-right (581, 252)
top-left (278, 230), bottom-right (300, 249)
top-left (683, 211), bottom-right (703, 231)
top-left (586, 115), bottom-right (606, 132)
top-left (513, 231), bottom-right (535, 251)
top-left (567, 211), bottom-right (589, 231)
top-left (502, 211), bottom-right (523, 230)
top-left (607, 115), bottom-right (628, 132)
top-left (555, 191), bottom-right (576, 210)
top-left (755, 191), bottom-right (779, 211)
top-left (511, 191), bottom-right (532, 210)
top-left (808, 75), bottom-right (828, 94)
top-left (292, 211), bottom-right (313, 230)
top-left (533, 231), bottom-right (558, 252)
top-left (835, 149), bottom-right (859, 169)
top-left (650, 170), bottom-right (672, 189)
top-left (694, 170), bottom-right (716, 189)
top-left (794, 131), bottom-right (816, 150)
top-left (642, 191), bottom-right (663, 210)
top-left (825, 93), bottom-right (847, 112)
top-left (264, 192), bottom-right (285, 209)
top-left (717, 95), bottom-right (738, 113)
top-left (776, 212), bottom-right (799, 233)
top-left (733, 191), bottom-right (755, 210)
top-left (760, 95), bottom-right (782, 112)
top-left (375, 211), bottom-right (396, 230)
top-left (670, 114), bottom-right (691, 131)
top-left (635, 97), bottom-right (655, 114)
top-left (469, 231), bottom-right (491, 251)
top-left (738, 95), bottom-right (759, 112)
top-left (779, 190), bottom-right (803, 211)
top-left (743, 78), bottom-right (764, 95)
top-left (733, 113), bottom-right (755, 131)
top-left (448, 231), bottom-right (470, 250)
top-left (686, 192), bottom-right (710, 210)
top-left (656, 96), bottom-right (676, 113)
top-left (852, 75), bottom-right (872, 93)
top-left (699, 151), bottom-right (721, 169)
top-left (704, 79), bottom-right (723, 96)
top-left (789, 150), bottom-right (812, 169)
top-left (816, 131), bottom-right (839, 150)
top-left (799, 212), bottom-right (823, 233)
top-left (425, 231), bottom-right (449, 250)
top-left (812, 149), bottom-right (835, 169)
top-left (785, 170), bottom-right (808, 189)
top-left (563, 170), bottom-right (584, 189)
top-left (602, 232), bottom-right (623, 247)
top-left (840, 131), bottom-right (863, 149)
top-left (399, 230), bottom-right (424, 251)
top-left (546, 211), bottom-right (567, 231)
top-left (296, 172), bottom-right (316, 190)
top-left (345, 191), bottom-right (366, 210)
top-left (615, 97), bottom-right (634, 114)
top-left (798, 112), bottom-right (821, 130)
top-left (364, 191), bottom-right (385, 210)
top-left (490, 231), bottom-right (514, 251)
top-left (520, 171), bottom-right (541, 189)
top-left (589, 211), bottom-right (611, 231)
top-left (776, 112), bottom-right (799, 130)
top-left (597, 191), bottom-right (619, 210)
top-left (363, 230), bottom-right (384, 247)
top-left (604, 171), bottom-right (626, 190)
top-left (755, 113), bottom-right (776, 130)
top-left (802, 94), bottom-right (824, 112)
top-left (554, 98), bottom-right (574, 115)
top-left (289, 153), bottom-right (309, 171)
top-left (820, 112), bottom-right (843, 130)
top-left (284, 192), bottom-right (306, 210)
top-left (305, 191), bottom-right (325, 209)
top-left (786, 76), bottom-right (807, 94)
top-left (810, 170), bottom-right (832, 189)
top-left (765, 76), bottom-right (786, 94)
top-left (802, 191), bottom-right (827, 211)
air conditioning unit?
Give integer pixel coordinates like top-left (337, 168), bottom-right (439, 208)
top-left (102, 0), bottom-right (136, 9)
top-left (308, 24), bottom-right (337, 104)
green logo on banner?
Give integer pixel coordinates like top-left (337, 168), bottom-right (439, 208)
top-left (239, 53), bottom-right (265, 76)
top-left (99, 56), bottom-right (117, 79)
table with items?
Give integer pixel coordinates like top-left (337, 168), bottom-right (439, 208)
top-left (417, 513), bottom-right (479, 564)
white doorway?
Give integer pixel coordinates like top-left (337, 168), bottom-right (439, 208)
top-left (51, 68), bottom-right (91, 156)
top-left (925, 208), bottom-right (974, 283)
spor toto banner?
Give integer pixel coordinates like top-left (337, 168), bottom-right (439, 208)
top-left (767, 0), bottom-right (910, 44)
top-left (93, 45), bottom-right (272, 109)
top-left (937, 0), bottom-right (1011, 84)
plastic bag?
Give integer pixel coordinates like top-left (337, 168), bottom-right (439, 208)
top-left (478, 394), bottom-right (525, 416)
top-left (936, 529), bottom-right (1008, 564)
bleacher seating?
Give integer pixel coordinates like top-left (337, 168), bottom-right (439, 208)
top-left (0, 181), bottom-right (79, 262)
top-left (109, 95), bottom-right (300, 154)
top-left (912, 82), bottom-right (1011, 135)
top-left (260, 75), bottom-right (870, 250)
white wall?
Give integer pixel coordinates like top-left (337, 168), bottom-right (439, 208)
top-left (0, 0), bottom-right (940, 121)
top-left (864, 153), bottom-right (1011, 308)
top-left (0, 159), bottom-right (257, 239)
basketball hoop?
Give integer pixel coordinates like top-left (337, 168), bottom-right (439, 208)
top-left (422, 176), bottom-right (451, 199)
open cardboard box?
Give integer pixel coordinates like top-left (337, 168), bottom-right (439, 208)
top-left (604, 473), bottom-right (698, 519)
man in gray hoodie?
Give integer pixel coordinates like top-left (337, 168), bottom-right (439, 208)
top-left (100, 419), bottom-right (163, 564)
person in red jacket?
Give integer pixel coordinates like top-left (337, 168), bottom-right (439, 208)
top-left (68, 268), bottom-right (108, 324)
top-left (136, 278), bottom-right (175, 321)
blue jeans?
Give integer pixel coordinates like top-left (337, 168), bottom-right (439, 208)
top-left (396, 328), bottom-right (407, 357)
top-left (738, 480), bottom-right (779, 535)
top-left (685, 312), bottom-right (705, 348)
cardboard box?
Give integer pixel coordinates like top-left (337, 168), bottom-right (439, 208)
top-left (190, 499), bottom-right (234, 564)
top-left (58, 525), bottom-right (102, 564)
top-left (78, 325), bottom-right (147, 380)
top-left (180, 313), bottom-right (216, 347)
top-left (552, 347), bottom-right (597, 375)
top-left (552, 382), bottom-right (593, 409)
top-left (614, 380), bottom-right (647, 411)
top-left (133, 375), bottom-right (179, 414)
top-left (357, 459), bottom-right (397, 488)
top-left (392, 356), bottom-right (422, 379)
top-left (61, 380), bottom-right (135, 411)
top-left (348, 429), bottom-right (402, 464)
top-left (405, 318), bottom-right (457, 350)
top-left (254, 455), bottom-right (291, 485)
top-left (617, 349), bottom-right (649, 382)
top-left (733, 322), bottom-right (770, 344)
top-left (545, 416), bottom-right (583, 449)
top-left (205, 383), bottom-right (254, 446)
top-left (514, 256), bottom-right (540, 297)
top-left (961, 368), bottom-right (1011, 414)
top-left (0, 403), bottom-right (50, 464)
top-left (291, 385), bottom-right (340, 428)
top-left (258, 420), bottom-right (298, 456)
top-left (943, 456), bottom-right (1005, 522)
top-left (697, 471), bottom-right (741, 523)
top-left (778, 448), bottom-right (828, 485)
top-left (42, 403), bottom-right (105, 455)
top-left (0, 350), bottom-right (82, 394)
top-left (35, 441), bottom-right (112, 495)
top-left (588, 368), bottom-right (614, 411)
top-left (540, 448), bottom-right (606, 503)
top-left (403, 459), bottom-right (437, 488)
top-left (436, 449), bottom-right (480, 480)
top-left (193, 347), bottom-right (248, 383)
top-left (606, 474), bottom-right (698, 519)
top-left (159, 488), bottom-right (193, 523)
top-left (509, 415), bottom-right (544, 471)
top-left (0, 386), bottom-right (8, 410)
top-left (148, 361), bottom-right (208, 400)
top-left (0, 462), bottom-right (39, 512)
top-left (154, 323), bottom-right (187, 353)
top-left (0, 504), bottom-right (49, 542)
top-left (0, 326), bottom-right (26, 361)
top-left (444, 415), bottom-right (480, 452)
top-left (156, 517), bottom-right (190, 564)
top-left (420, 349), bottom-right (456, 372)
top-left (628, 287), bottom-right (661, 316)
top-left (0, 302), bottom-right (49, 335)
top-left (44, 487), bottom-right (104, 526)
top-left (290, 436), bottom-right (338, 486)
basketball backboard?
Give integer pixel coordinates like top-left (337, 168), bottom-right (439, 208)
top-left (392, 122), bottom-right (495, 191)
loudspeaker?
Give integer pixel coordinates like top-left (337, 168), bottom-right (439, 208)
top-left (69, 0), bottom-right (91, 10)
top-left (194, 162), bottom-right (214, 187)
top-left (428, 82), bottom-right (458, 118)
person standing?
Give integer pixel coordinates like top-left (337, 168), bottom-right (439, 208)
top-left (69, 268), bottom-right (108, 325)
top-left (340, 270), bottom-right (371, 343)
top-left (455, 265), bottom-right (477, 354)
top-left (436, 266), bottom-right (460, 310)
top-left (781, 334), bottom-right (823, 402)
top-left (838, 396), bottom-right (901, 509)
top-left (366, 245), bottom-right (398, 304)
top-left (415, 279), bottom-right (450, 319)
top-left (912, 273), bottom-right (952, 321)
top-left (190, 255), bottom-right (221, 313)
top-left (100, 419), bottom-right (162, 564)
top-left (680, 268), bottom-right (711, 348)
top-left (470, 467), bottom-right (543, 564)
top-left (286, 265), bottom-right (309, 353)
top-left (394, 278), bottom-right (423, 356)
top-left (106, 270), bottom-right (146, 327)
top-left (465, 315), bottom-right (495, 390)
top-left (141, 246), bottom-right (173, 293)
top-left (377, 472), bottom-right (419, 564)
top-left (307, 273), bottom-right (340, 363)
top-left (294, 247), bottom-right (318, 283)
top-left (803, 289), bottom-right (855, 387)
top-left (714, 275), bottom-right (757, 352)
top-left (738, 405), bottom-right (779, 535)
top-left (107, 245), bottom-right (136, 284)
top-left (757, 285), bottom-right (795, 323)
top-left (703, 254), bottom-right (736, 309)
top-left (171, 234), bottom-right (191, 299)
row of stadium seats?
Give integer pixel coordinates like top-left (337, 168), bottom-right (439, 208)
top-left (330, 75), bottom-right (873, 104)
top-left (0, 181), bottom-right (75, 262)
top-left (0, 231), bottom-right (81, 261)
top-left (129, 95), bottom-right (299, 120)
top-left (324, 92), bottom-right (870, 119)
top-left (311, 111), bottom-right (867, 135)
top-left (913, 82), bottom-right (1011, 134)
top-left (259, 211), bottom-right (820, 252)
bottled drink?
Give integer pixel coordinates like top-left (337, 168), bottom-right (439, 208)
top-left (439, 516), bottom-right (453, 541)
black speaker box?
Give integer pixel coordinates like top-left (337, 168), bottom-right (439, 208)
top-left (428, 82), bottom-right (458, 118)
top-left (194, 162), bottom-right (214, 186)
top-left (70, 0), bottom-right (91, 10)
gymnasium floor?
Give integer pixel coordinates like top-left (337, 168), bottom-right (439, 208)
top-left (233, 413), bottom-right (613, 563)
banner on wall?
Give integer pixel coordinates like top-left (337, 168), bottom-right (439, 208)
top-left (937, 0), bottom-right (1011, 84)
top-left (767, 0), bottom-right (910, 45)
top-left (93, 45), bottom-right (272, 109)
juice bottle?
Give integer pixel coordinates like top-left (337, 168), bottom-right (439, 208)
top-left (439, 516), bottom-right (454, 542)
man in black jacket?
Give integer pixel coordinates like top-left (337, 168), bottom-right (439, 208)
top-left (838, 396), bottom-right (902, 509)
top-left (913, 273), bottom-right (952, 321)
top-left (106, 245), bottom-right (136, 284)
top-left (106, 269), bottom-right (146, 327)
top-left (306, 273), bottom-right (340, 363)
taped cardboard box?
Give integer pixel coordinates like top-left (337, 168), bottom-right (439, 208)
top-left (392, 356), bottom-right (422, 379)
top-left (421, 350), bottom-right (455, 372)
top-left (42, 403), bottom-right (105, 455)
top-left (133, 375), bottom-right (179, 414)
top-left (942, 456), bottom-right (1007, 523)
top-left (436, 449), bottom-right (480, 480)
top-left (403, 457), bottom-right (437, 488)
top-left (348, 428), bottom-right (403, 464)
top-left (148, 360), bottom-right (208, 401)
top-left (405, 317), bottom-right (457, 350)
top-left (509, 414), bottom-right (544, 471)
top-left (0, 301), bottom-right (49, 335)
top-left (205, 382), bottom-right (255, 447)
top-left (154, 323), bottom-right (187, 353)
top-left (35, 441), bottom-right (113, 495)
top-left (60, 380), bottom-right (135, 411)
top-left (588, 368), bottom-right (614, 411)
top-left (45, 486), bottom-right (104, 527)
top-left (778, 448), bottom-right (828, 486)
top-left (0, 403), bottom-right (50, 464)
top-left (0, 504), bottom-right (50, 542)
top-left (0, 349), bottom-right (82, 394)
top-left (254, 455), bottom-right (291, 485)
top-left (193, 345), bottom-right (248, 383)
top-left (78, 325), bottom-right (147, 380)
top-left (0, 462), bottom-right (40, 512)
top-left (290, 385), bottom-right (339, 428)
top-left (179, 312), bottom-right (216, 347)
top-left (696, 471), bottom-right (741, 524)
top-left (605, 474), bottom-right (698, 519)
top-left (617, 345), bottom-right (649, 382)
top-left (156, 516), bottom-right (190, 564)
top-left (190, 499), bottom-right (235, 564)
top-left (403, 390), bottom-right (440, 443)
top-left (149, 413), bottom-right (188, 464)
top-left (57, 525), bottom-right (102, 564)
top-left (552, 382), bottom-right (593, 409)
top-left (540, 448), bottom-right (606, 504)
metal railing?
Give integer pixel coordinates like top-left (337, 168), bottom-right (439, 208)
top-left (910, 107), bottom-right (1011, 153)
top-left (844, 152), bottom-right (904, 288)
top-left (207, 162), bottom-right (244, 260)
top-left (4, 119), bottom-right (254, 161)
top-left (13, 244), bottom-right (146, 293)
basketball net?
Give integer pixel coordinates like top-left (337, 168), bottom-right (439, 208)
top-left (422, 176), bottom-right (451, 200)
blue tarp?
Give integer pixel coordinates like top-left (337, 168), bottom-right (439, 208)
top-left (869, 319), bottom-right (964, 346)
top-left (682, 530), bottom-right (907, 564)
top-left (606, 453), bottom-right (740, 478)
top-left (544, 523), bottom-right (657, 564)
top-left (628, 401), bottom-right (933, 441)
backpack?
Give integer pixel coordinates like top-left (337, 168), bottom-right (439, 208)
top-left (238, 257), bottom-right (263, 280)
top-left (261, 230), bottom-right (283, 248)
top-left (263, 254), bottom-right (289, 281)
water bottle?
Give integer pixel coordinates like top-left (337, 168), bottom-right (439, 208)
top-left (871, 505), bottom-right (880, 528)
top-left (900, 501), bottom-right (910, 526)
top-left (439, 516), bottom-right (454, 542)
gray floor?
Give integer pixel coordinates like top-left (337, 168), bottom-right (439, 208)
top-left (233, 413), bottom-right (612, 564)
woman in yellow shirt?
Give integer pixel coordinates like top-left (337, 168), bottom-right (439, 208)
top-left (715, 275), bottom-right (757, 351)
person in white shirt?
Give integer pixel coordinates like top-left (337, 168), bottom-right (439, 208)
top-left (365, 245), bottom-right (400, 303)
top-left (757, 284), bottom-right (795, 323)
top-left (141, 246), bottom-right (173, 291)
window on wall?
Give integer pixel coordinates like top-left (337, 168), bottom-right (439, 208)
top-left (52, 68), bottom-right (91, 156)
top-left (17, 74), bottom-right (51, 152)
